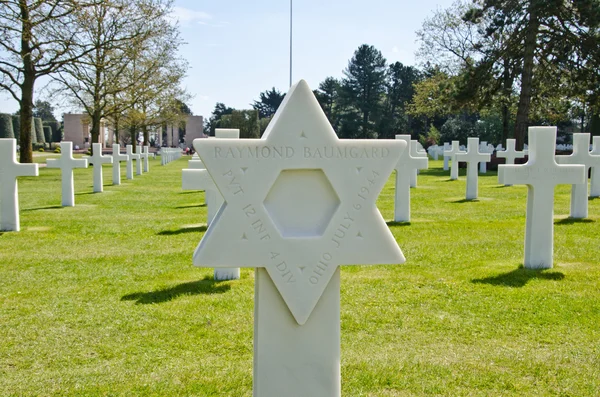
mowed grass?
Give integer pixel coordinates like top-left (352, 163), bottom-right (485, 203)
top-left (0, 155), bottom-right (598, 396)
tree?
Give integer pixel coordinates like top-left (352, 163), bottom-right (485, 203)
top-left (464, 0), bottom-right (600, 148)
top-left (314, 77), bottom-right (341, 129)
top-left (52, 0), bottom-right (179, 154)
top-left (341, 44), bottom-right (387, 139)
top-left (379, 62), bottom-right (421, 139)
top-left (0, 113), bottom-right (14, 139)
top-left (0, 0), bottom-right (99, 162)
top-left (252, 87), bottom-right (285, 118)
top-left (33, 100), bottom-right (57, 122)
top-left (218, 110), bottom-right (260, 138)
top-left (206, 102), bottom-right (234, 136)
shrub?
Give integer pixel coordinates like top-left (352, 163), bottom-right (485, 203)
top-left (0, 113), bottom-right (15, 139)
top-left (34, 117), bottom-right (45, 144)
top-left (54, 147), bottom-right (61, 153)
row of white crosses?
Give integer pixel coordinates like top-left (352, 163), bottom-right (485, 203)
top-left (160, 148), bottom-right (181, 165)
top-left (182, 129), bottom-right (240, 281)
top-left (48, 143), bottom-right (151, 206)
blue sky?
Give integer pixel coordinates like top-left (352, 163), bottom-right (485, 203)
top-left (0, 0), bottom-right (454, 121)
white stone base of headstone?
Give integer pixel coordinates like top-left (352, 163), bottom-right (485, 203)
top-left (254, 267), bottom-right (340, 397)
top-left (479, 161), bottom-right (487, 174)
top-left (570, 183), bottom-right (588, 219)
top-left (443, 156), bottom-right (449, 171)
top-left (465, 163), bottom-right (479, 199)
top-left (592, 167), bottom-right (600, 197)
top-left (214, 268), bottom-right (241, 281)
top-left (394, 170), bottom-right (410, 222)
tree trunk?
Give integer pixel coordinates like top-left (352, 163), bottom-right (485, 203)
top-left (130, 125), bottom-right (137, 152)
top-left (513, 6), bottom-right (539, 150)
top-left (90, 109), bottom-right (102, 155)
top-left (590, 113), bottom-right (600, 136)
top-left (142, 124), bottom-right (148, 147)
top-left (19, 1), bottom-right (34, 163)
top-left (501, 58), bottom-right (512, 144)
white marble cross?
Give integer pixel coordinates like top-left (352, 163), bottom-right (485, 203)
top-left (134, 146), bottom-right (143, 175)
top-left (590, 136), bottom-right (600, 197)
top-left (497, 139), bottom-right (527, 186)
top-left (86, 143), bottom-right (113, 193)
top-left (142, 146), bottom-right (150, 172)
top-left (394, 135), bottom-right (428, 222)
top-left (409, 140), bottom-right (428, 188)
top-left (499, 127), bottom-right (585, 269)
top-left (0, 139), bottom-right (39, 231)
top-left (444, 141), bottom-right (464, 180)
top-left (455, 138), bottom-right (491, 200)
top-left (46, 142), bottom-right (88, 206)
top-left (556, 133), bottom-right (600, 218)
top-left (193, 80), bottom-right (406, 396)
top-left (111, 144), bottom-right (128, 185)
top-left (442, 142), bottom-right (451, 170)
top-left (478, 141), bottom-right (489, 173)
top-left (126, 145), bottom-right (140, 180)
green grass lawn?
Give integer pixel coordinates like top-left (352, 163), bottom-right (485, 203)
top-left (1, 156), bottom-right (598, 396)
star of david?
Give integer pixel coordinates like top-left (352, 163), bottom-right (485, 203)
top-left (193, 80), bottom-right (406, 325)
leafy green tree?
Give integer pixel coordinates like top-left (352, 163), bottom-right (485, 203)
top-left (340, 44), bottom-right (387, 139)
top-left (464, 0), bottom-right (600, 148)
top-left (314, 77), bottom-right (341, 128)
top-left (206, 103), bottom-right (234, 136)
top-left (379, 62), bottom-right (421, 139)
top-left (33, 100), bottom-right (57, 122)
top-left (218, 110), bottom-right (259, 138)
top-left (252, 88), bottom-right (285, 118)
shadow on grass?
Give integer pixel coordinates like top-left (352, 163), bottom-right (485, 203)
top-left (22, 205), bottom-right (63, 212)
top-left (121, 276), bottom-right (231, 304)
top-left (158, 225), bottom-right (207, 235)
top-left (492, 185), bottom-right (510, 188)
top-left (175, 203), bottom-right (206, 209)
top-left (589, 196), bottom-right (599, 201)
top-left (75, 191), bottom-right (97, 196)
top-left (554, 218), bottom-right (595, 225)
top-left (387, 221), bottom-right (411, 227)
top-left (449, 198), bottom-right (479, 203)
top-left (421, 168), bottom-right (452, 177)
top-left (472, 266), bottom-right (565, 288)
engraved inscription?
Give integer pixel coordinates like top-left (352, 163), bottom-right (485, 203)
top-left (270, 252), bottom-right (296, 283)
top-left (222, 169), bottom-right (244, 195)
top-left (213, 145), bottom-right (392, 160)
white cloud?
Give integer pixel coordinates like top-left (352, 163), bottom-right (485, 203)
top-left (169, 6), bottom-right (212, 25)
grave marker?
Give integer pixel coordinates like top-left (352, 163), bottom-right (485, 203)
top-left (409, 140), bottom-right (428, 188)
top-left (394, 135), bottom-right (428, 222)
top-left (455, 137), bottom-right (491, 200)
top-left (556, 133), bottom-right (600, 218)
top-left (497, 139), bottom-right (527, 186)
top-left (112, 144), bottom-right (128, 185)
top-left (0, 139), bottom-right (39, 231)
top-left (87, 143), bottom-right (113, 193)
top-left (193, 80), bottom-right (406, 396)
top-left (46, 142), bottom-right (88, 206)
top-left (135, 146), bottom-right (143, 175)
top-left (442, 142), bottom-right (450, 170)
top-left (126, 145), bottom-right (140, 180)
top-left (499, 127), bottom-right (585, 269)
top-left (479, 141), bottom-right (489, 173)
top-left (590, 136), bottom-right (600, 197)
top-left (444, 141), bottom-right (464, 180)
top-left (142, 146), bottom-right (150, 172)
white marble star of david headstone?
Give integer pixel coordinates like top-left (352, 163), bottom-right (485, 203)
top-left (193, 80), bottom-right (406, 325)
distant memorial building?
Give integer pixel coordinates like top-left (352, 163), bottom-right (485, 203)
top-left (63, 114), bottom-right (114, 149)
top-left (64, 113), bottom-right (204, 148)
